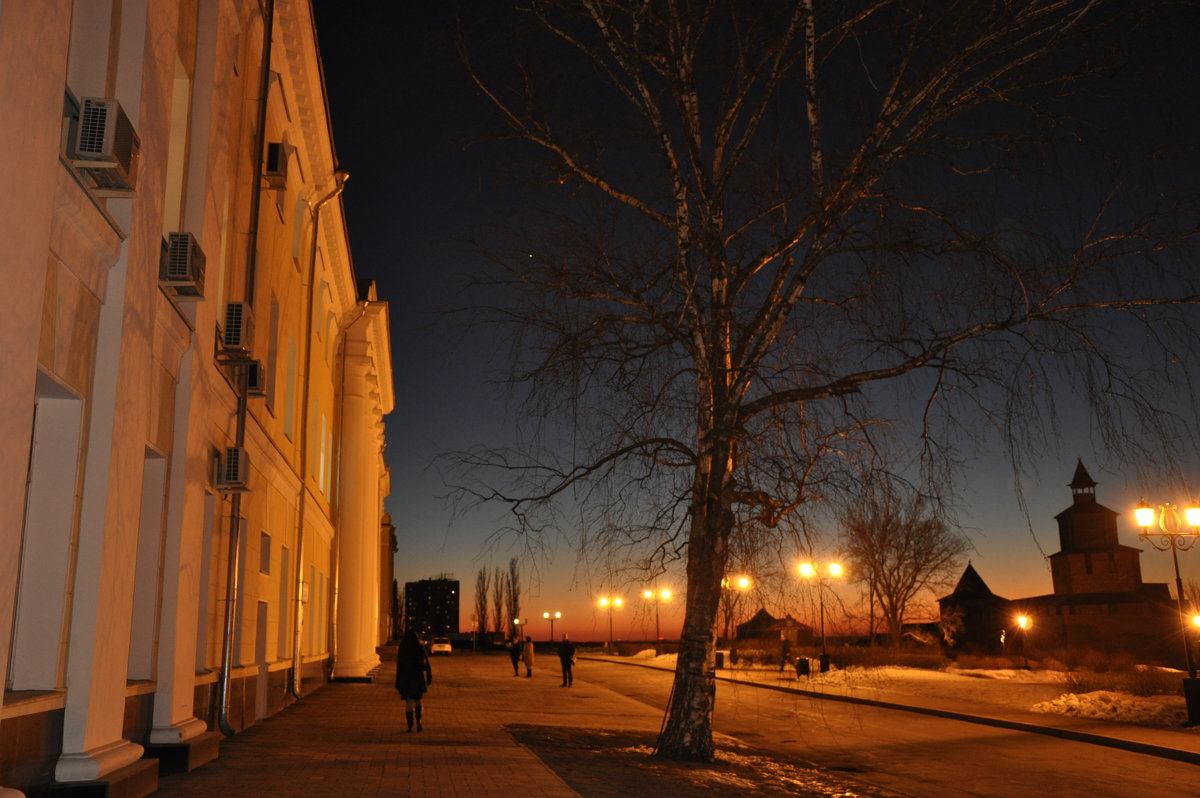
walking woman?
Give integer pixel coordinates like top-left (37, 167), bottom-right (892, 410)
top-left (521, 635), bottom-right (535, 677)
top-left (395, 628), bottom-right (433, 732)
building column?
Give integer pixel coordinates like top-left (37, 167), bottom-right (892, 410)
top-left (332, 353), bottom-right (383, 678)
top-left (149, 344), bottom-right (210, 746)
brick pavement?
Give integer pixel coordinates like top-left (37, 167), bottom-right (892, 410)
top-left (153, 652), bottom-right (665, 797)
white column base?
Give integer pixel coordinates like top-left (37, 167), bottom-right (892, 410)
top-left (54, 738), bottom-right (144, 783)
top-left (332, 652), bottom-right (380, 680)
top-left (148, 716), bottom-right (208, 745)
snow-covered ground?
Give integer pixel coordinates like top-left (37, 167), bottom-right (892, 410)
top-left (627, 649), bottom-right (1197, 729)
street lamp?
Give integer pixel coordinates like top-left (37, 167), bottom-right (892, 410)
top-left (543, 610), bottom-right (561, 643)
top-left (643, 588), bottom-right (672, 654)
top-left (1016, 614), bottom-right (1031, 669)
top-left (1134, 500), bottom-right (1200, 725)
top-left (799, 561), bottom-right (844, 672)
top-left (598, 596), bottom-right (623, 653)
top-left (719, 575), bottom-right (752, 641)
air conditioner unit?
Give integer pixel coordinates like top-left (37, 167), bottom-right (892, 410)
top-left (245, 360), bottom-right (267, 397)
top-left (215, 446), bottom-right (250, 492)
top-left (263, 142), bottom-right (287, 188)
top-left (71, 97), bottom-right (141, 196)
top-left (160, 233), bottom-right (206, 298)
top-left (222, 302), bottom-right (254, 353)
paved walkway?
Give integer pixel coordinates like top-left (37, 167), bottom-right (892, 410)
top-left (154, 652), bottom-right (664, 797)
top-left (152, 653), bottom-right (1200, 797)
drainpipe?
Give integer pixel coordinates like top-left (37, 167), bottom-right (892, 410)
top-left (290, 171), bottom-right (349, 699)
top-left (217, 0), bottom-right (275, 738)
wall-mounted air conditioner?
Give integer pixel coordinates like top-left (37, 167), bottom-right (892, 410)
top-left (263, 142), bottom-right (287, 189)
top-left (70, 97), bottom-right (141, 196)
top-left (245, 360), bottom-right (267, 397)
top-left (215, 446), bottom-right (250, 492)
top-left (160, 233), bottom-right (206, 298)
top-left (222, 302), bottom-right (254, 353)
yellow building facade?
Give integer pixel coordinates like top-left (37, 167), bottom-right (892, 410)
top-left (0, 2), bottom-right (394, 795)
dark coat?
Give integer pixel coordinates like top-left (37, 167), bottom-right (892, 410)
top-left (557, 639), bottom-right (576, 663)
top-left (395, 639), bottom-right (432, 699)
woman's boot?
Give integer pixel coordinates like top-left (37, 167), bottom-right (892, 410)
top-left (405, 710), bottom-right (414, 732)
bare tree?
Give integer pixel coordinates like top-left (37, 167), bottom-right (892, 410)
top-left (491, 565), bottom-right (507, 636)
top-left (840, 479), bottom-right (970, 647)
top-left (455, 1), bottom-right (1200, 761)
top-left (474, 567), bottom-right (491, 644)
top-left (506, 557), bottom-right (522, 637)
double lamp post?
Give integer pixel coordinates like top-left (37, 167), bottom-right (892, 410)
top-left (1134, 500), bottom-right (1200, 725)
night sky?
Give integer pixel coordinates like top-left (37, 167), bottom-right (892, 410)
top-left (311, 2), bottom-right (1200, 641)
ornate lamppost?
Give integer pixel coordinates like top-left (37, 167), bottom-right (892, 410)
top-left (719, 575), bottom-right (751, 641)
top-left (1016, 614), bottom-right (1031, 669)
top-left (543, 610), bottom-right (561, 643)
top-left (799, 561), bottom-right (843, 672)
top-left (598, 596), bottom-right (623, 653)
top-left (1134, 499), bottom-right (1200, 725)
top-left (642, 587), bottom-right (672, 654)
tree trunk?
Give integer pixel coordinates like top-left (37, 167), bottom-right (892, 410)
top-left (656, 441), bottom-right (733, 761)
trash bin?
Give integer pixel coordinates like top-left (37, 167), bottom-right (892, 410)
top-left (794, 657), bottom-right (809, 677)
top-left (819, 653), bottom-right (831, 673)
top-left (715, 650), bottom-right (726, 668)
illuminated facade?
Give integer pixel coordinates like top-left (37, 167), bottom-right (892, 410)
top-left (0, 2), bottom-right (393, 796)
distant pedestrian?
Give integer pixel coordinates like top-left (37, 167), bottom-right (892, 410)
top-left (507, 638), bottom-right (522, 675)
top-left (557, 634), bottom-right (576, 686)
top-left (521, 635), bottom-right (535, 677)
top-left (395, 628), bottom-right (432, 732)
top-left (780, 638), bottom-right (791, 673)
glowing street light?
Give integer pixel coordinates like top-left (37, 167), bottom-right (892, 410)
top-left (598, 596), bottom-right (623, 652)
top-left (543, 610), bottom-right (561, 643)
top-left (643, 588), bottom-right (672, 653)
top-left (1015, 614), bottom-right (1031, 669)
top-left (720, 575), bottom-right (752, 640)
top-left (1134, 499), bottom-right (1200, 725)
top-left (799, 561), bottom-right (844, 672)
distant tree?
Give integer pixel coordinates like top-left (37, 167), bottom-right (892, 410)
top-left (456, 0), bottom-right (1200, 761)
top-left (841, 480), bottom-right (969, 647)
top-left (506, 557), bottom-right (522, 637)
top-left (491, 565), bottom-right (506, 636)
top-left (474, 567), bottom-right (491, 643)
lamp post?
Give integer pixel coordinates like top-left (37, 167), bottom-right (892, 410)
top-left (543, 610), bottom-right (561, 643)
top-left (799, 561), bottom-right (843, 672)
top-left (642, 588), bottom-right (672, 654)
top-left (1134, 499), bottom-right (1200, 726)
top-left (512, 617), bottom-right (523, 642)
top-left (720, 575), bottom-right (751, 641)
top-left (598, 596), bottom-right (623, 653)
top-left (1016, 614), bottom-right (1031, 669)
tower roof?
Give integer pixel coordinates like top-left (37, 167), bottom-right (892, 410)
top-left (1070, 458), bottom-right (1097, 491)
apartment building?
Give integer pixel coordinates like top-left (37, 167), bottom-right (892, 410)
top-left (0, 2), bottom-right (394, 795)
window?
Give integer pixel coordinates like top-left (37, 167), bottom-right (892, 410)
top-left (260, 531), bottom-right (271, 575)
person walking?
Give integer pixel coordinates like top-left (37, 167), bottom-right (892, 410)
top-left (507, 638), bottom-right (521, 676)
top-left (521, 635), bottom-right (535, 677)
top-left (557, 633), bottom-right (576, 686)
top-left (395, 628), bottom-right (432, 732)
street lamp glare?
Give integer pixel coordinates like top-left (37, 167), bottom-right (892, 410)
top-left (1134, 499), bottom-right (1155, 529)
top-left (643, 589), bottom-right (653, 600)
top-left (736, 576), bottom-right (750, 590)
top-left (1192, 615), bottom-right (1200, 629)
top-left (1017, 615), bottom-right (1030, 630)
top-left (799, 562), bottom-right (816, 578)
top-left (660, 589), bottom-right (672, 600)
top-left (614, 597), bottom-right (623, 607)
top-left (1186, 505), bottom-right (1200, 529)
top-left (828, 562), bottom-right (844, 578)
